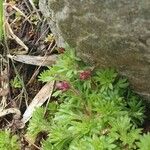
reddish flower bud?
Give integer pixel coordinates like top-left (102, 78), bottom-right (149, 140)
top-left (79, 70), bottom-right (91, 80)
top-left (55, 81), bottom-right (70, 92)
top-left (58, 47), bottom-right (65, 53)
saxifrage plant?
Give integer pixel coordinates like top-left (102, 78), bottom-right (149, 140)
top-left (26, 46), bottom-right (149, 150)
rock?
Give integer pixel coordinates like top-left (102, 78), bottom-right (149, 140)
top-left (39, 0), bottom-right (150, 100)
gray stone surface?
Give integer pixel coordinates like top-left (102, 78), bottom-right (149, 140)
top-left (39, 0), bottom-right (150, 99)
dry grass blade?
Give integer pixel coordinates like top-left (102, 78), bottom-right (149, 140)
top-left (0, 58), bottom-right (9, 108)
top-left (28, 0), bottom-right (41, 21)
top-left (7, 54), bottom-right (57, 66)
top-left (21, 81), bottom-right (55, 125)
top-left (5, 20), bottom-right (28, 53)
top-left (4, 3), bottom-right (32, 24)
top-left (0, 107), bottom-right (21, 118)
top-left (0, 88), bottom-right (9, 97)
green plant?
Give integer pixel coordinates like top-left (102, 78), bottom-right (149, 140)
top-left (0, 0), bottom-right (4, 41)
top-left (137, 133), bottom-right (150, 150)
top-left (26, 47), bottom-right (149, 149)
top-left (26, 107), bottom-right (50, 141)
top-left (32, 0), bottom-right (39, 6)
top-left (38, 47), bottom-right (80, 82)
top-left (26, 102), bottom-right (58, 141)
top-left (10, 75), bottom-right (22, 88)
top-left (0, 130), bottom-right (20, 150)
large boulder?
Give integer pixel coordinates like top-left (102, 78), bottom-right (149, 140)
top-left (39, 0), bottom-right (150, 100)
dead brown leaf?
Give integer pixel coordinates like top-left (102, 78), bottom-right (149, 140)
top-left (7, 54), bottom-right (57, 66)
top-left (21, 81), bottom-right (55, 126)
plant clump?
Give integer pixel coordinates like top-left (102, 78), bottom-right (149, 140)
top-left (27, 47), bottom-right (150, 149)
